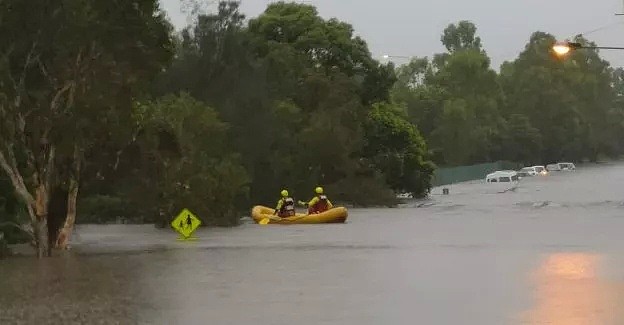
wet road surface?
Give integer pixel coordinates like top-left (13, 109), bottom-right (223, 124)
top-left (2, 163), bottom-right (624, 324)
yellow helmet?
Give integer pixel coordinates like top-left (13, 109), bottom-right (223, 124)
top-left (280, 189), bottom-right (289, 197)
top-left (315, 186), bottom-right (323, 194)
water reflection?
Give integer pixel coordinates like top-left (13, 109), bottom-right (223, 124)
top-left (523, 253), bottom-right (623, 325)
top-left (0, 255), bottom-right (147, 324)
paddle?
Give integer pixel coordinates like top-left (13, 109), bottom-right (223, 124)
top-left (259, 214), bottom-right (282, 225)
top-left (261, 214), bottom-right (312, 224)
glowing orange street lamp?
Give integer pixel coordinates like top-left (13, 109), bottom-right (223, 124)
top-left (552, 40), bottom-right (624, 57)
top-left (552, 41), bottom-right (575, 56)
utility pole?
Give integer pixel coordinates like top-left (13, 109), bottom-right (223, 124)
top-left (616, 0), bottom-right (624, 15)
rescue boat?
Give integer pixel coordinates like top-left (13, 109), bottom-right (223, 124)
top-left (251, 205), bottom-right (348, 224)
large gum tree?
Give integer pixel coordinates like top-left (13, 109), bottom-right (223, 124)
top-left (0, 0), bottom-right (173, 257)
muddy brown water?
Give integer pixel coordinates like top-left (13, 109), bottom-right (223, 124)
top-left (3, 163), bottom-right (624, 324)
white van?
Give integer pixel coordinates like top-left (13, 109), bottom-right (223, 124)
top-left (486, 170), bottom-right (519, 183)
top-left (546, 162), bottom-right (576, 172)
top-left (558, 162), bottom-right (576, 171)
top-left (519, 167), bottom-right (537, 176)
top-left (546, 163), bottom-right (560, 172)
top-left (533, 165), bottom-right (547, 175)
top-left (518, 165), bottom-right (548, 177)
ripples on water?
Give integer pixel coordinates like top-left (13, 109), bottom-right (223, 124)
top-left (3, 163), bottom-right (624, 324)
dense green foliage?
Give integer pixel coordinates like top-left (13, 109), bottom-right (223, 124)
top-left (150, 1), bottom-right (432, 211)
top-left (2, 0), bottom-right (624, 243)
top-left (1, 0), bottom-right (435, 238)
top-left (363, 103), bottom-right (435, 195)
top-left (0, 177), bottom-right (29, 246)
top-left (394, 22), bottom-right (624, 166)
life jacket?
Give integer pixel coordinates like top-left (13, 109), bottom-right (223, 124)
top-left (309, 194), bottom-right (329, 214)
top-left (279, 197), bottom-right (296, 217)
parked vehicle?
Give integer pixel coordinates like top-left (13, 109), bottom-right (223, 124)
top-left (518, 165), bottom-right (547, 177)
top-left (558, 162), bottom-right (576, 171)
top-left (533, 165), bottom-right (548, 175)
top-left (519, 167), bottom-right (538, 176)
top-left (546, 163), bottom-right (560, 172)
top-left (517, 171), bottom-right (530, 177)
top-left (486, 170), bottom-right (519, 183)
top-left (546, 162), bottom-right (576, 172)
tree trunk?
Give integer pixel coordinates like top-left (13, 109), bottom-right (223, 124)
top-left (55, 179), bottom-right (78, 249)
top-left (34, 184), bottom-right (51, 257)
top-left (55, 145), bottom-right (81, 250)
top-left (0, 150), bottom-right (52, 257)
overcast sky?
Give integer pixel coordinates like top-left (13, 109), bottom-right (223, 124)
top-left (160, 0), bottom-right (624, 70)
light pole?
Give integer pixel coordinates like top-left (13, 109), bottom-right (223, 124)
top-left (552, 40), bottom-right (624, 56)
top-left (382, 54), bottom-right (411, 60)
top-left (381, 55), bottom-right (413, 66)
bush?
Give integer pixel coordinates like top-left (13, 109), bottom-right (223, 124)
top-left (77, 195), bottom-right (139, 224)
top-left (127, 94), bottom-right (250, 227)
top-left (327, 172), bottom-right (399, 207)
top-left (0, 179), bottom-right (31, 245)
top-left (363, 103), bottom-right (435, 197)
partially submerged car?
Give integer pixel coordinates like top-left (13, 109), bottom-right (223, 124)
top-left (486, 170), bottom-right (519, 183)
top-left (533, 165), bottom-right (548, 175)
top-left (518, 165), bottom-right (547, 177)
top-left (546, 162), bottom-right (576, 172)
top-left (519, 167), bottom-right (537, 176)
top-left (558, 162), bottom-right (576, 171)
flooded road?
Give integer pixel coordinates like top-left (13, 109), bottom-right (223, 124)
top-left (3, 163), bottom-right (624, 324)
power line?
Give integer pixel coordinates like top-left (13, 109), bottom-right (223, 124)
top-left (572, 20), bottom-right (624, 39)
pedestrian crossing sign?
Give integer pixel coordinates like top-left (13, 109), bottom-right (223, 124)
top-left (171, 208), bottom-right (201, 239)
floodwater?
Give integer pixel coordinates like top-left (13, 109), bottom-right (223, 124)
top-left (3, 163), bottom-right (624, 324)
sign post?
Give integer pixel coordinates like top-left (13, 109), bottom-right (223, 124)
top-left (171, 208), bottom-right (201, 241)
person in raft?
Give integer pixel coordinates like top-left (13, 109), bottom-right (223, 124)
top-left (299, 187), bottom-right (333, 214)
top-left (274, 189), bottom-right (296, 218)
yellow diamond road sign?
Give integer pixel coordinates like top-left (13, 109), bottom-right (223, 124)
top-left (171, 208), bottom-right (201, 239)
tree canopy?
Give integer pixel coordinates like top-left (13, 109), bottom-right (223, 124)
top-left (153, 1), bottom-right (432, 209)
top-left (392, 21), bottom-right (624, 167)
top-left (0, 0), bottom-right (173, 256)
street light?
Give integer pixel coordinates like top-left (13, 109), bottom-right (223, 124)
top-left (552, 40), bottom-right (624, 57)
top-left (382, 54), bottom-right (411, 60)
top-left (552, 41), bottom-right (574, 56)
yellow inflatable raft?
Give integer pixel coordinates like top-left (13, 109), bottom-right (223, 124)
top-left (251, 205), bottom-right (348, 224)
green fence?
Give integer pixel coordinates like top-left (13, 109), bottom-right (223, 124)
top-left (431, 161), bottom-right (522, 187)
